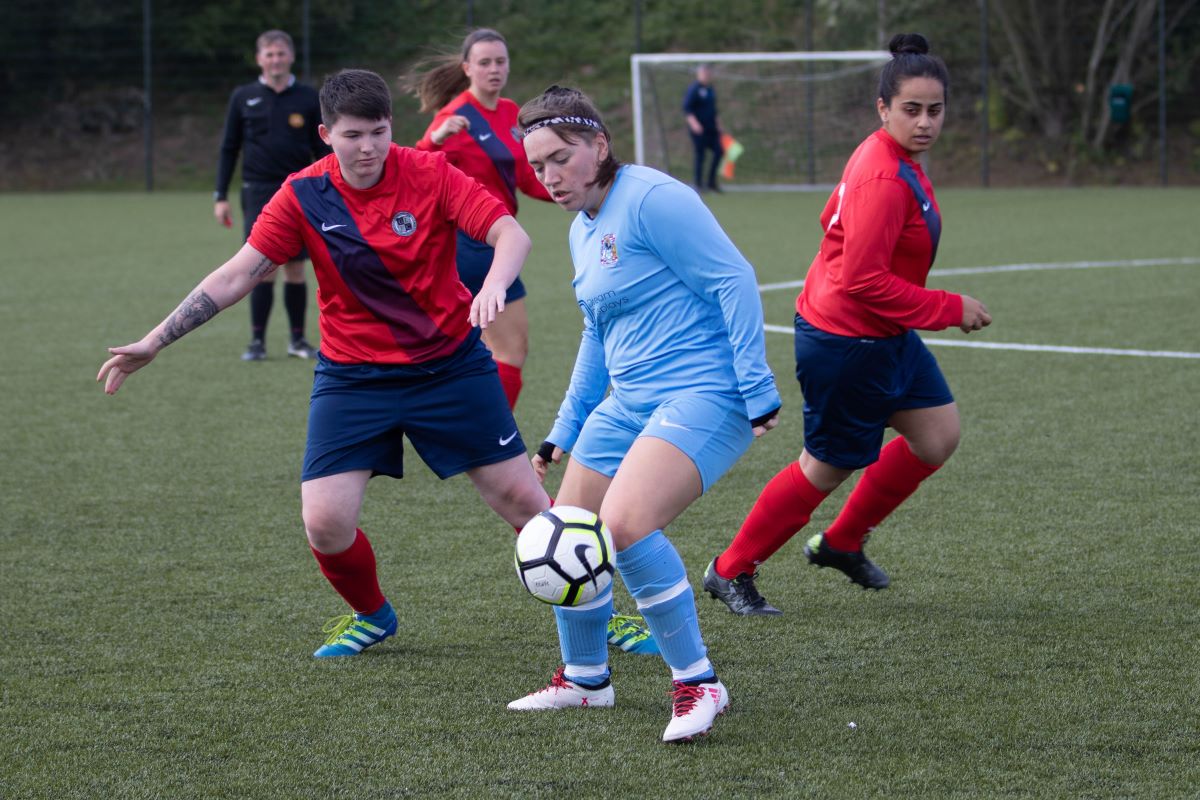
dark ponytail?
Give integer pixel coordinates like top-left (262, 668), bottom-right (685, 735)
top-left (878, 33), bottom-right (949, 106)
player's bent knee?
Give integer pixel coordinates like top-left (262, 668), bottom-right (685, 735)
top-left (302, 509), bottom-right (358, 553)
top-left (473, 471), bottom-right (548, 527)
top-left (910, 431), bottom-right (959, 466)
top-left (596, 510), bottom-right (652, 552)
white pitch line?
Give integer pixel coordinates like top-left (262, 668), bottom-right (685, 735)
top-left (757, 256), bottom-right (1200, 293)
top-left (920, 339), bottom-right (1200, 359)
top-left (761, 324), bottom-right (1200, 359)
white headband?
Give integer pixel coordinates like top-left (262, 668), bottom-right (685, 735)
top-left (522, 115), bottom-right (603, 137)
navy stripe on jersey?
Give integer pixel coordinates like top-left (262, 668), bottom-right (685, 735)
top-left (291, 174), bottom-right (447, 352)
top-left (897, 161), bottom-right (941, 266)
top-left (454, 102), bottom-right (517, 207)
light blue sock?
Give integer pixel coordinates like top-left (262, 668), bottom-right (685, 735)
top-left (615, 531), bottom-right (713, 682)
top-left (554, 586), bottom-right (612, 687)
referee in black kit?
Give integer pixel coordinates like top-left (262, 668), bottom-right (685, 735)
top-left (214, 29), bottom-right (329, 361)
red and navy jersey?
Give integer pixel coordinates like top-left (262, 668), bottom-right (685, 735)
top-left (797, 129), bottom-right (962, 338)
top-left (416, 90), bottom-right (550, 215)
top-left (249, 144), bottom-right (508, 365)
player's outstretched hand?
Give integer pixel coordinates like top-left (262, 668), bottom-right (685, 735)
top-left (469, 286), bottom-right (506, 329)
top-left (97, 340), bottom-right (157, 395)
top-left (959, 294), bottom-right (992, 334)
top-left (531, 441), bottom-right (563, 484)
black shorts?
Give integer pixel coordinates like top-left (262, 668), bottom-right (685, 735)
top-left (242, 181), bottom-right (308, 262)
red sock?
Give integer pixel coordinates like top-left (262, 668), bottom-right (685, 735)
top-left (824, 437), bottom-right (941, 552)
top-left (716, 461), bottom-right (829, 578)
top-left (495, 361), bottom-right (523, 409)
top-left (310, 528), bottom-right (387, 615)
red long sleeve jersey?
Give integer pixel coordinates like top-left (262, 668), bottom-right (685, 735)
top-left (415, 91), bottom-right (550, 215)
top-left (797, 129), bottom-right (963, 338)
top-left (249, 144), bottom-right (508, 365)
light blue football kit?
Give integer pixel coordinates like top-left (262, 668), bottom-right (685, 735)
top-left (546, 165), bottom-right (780, 687)
top-left (547, 164), bottom-right (779, 488)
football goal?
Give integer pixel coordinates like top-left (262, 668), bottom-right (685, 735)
top-left (631, 51), bottom-right (890, 190)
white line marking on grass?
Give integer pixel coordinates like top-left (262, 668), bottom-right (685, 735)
top-left (931, 256), bottom-right (1200, 278)
top-left (757, 256), bottom-right (1200, 293)
top-left (761, 324), bottom-right (1200, 360)
top-left (919, 339), bottom-right (1200, 359)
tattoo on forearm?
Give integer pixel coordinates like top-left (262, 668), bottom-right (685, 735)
top-left (157, 290), bottom-right (219, 347)
top-left (248, 256), bottom-right (276, 279)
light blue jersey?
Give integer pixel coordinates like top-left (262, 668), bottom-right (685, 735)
top-left (547, 165), bottom-right (780, 452)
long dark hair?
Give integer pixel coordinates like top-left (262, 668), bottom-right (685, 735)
top-left (517, 85), bottom-right (621, 189)
top-left (402, 28), bottom-right (507, 113)
top-left (878, 33), bottom-right (950, 106)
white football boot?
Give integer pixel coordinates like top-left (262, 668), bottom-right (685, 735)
top-left (507, 666), bottom-right (615, 710)
top-left (662, 679), bottom-right (729, 742)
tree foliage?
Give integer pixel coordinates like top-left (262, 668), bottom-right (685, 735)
top-left (1, 0), bottom-right (1196, 185)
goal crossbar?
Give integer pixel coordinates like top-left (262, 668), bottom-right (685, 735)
top-left (631, 50), bottom-right (889, 178)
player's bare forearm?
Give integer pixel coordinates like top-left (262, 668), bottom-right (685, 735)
top-left (99, 246), bottom-right (279, 394)
top-left (153, 246), bottom-right (277, 349)
top-left (157, 289), bottom-right (219, 348)
top-left (472, 216), bottom-right (531, 328)
top-left (482, 216), bottom-right (531, 289)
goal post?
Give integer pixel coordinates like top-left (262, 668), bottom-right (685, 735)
top-left (631, 51), bottom-right (890, 190)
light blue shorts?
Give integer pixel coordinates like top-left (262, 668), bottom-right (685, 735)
top-left (571, 392), bottom-right (753, 493)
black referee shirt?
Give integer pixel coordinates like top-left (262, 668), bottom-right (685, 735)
top-left (215, 77), bottom-right (329, 200)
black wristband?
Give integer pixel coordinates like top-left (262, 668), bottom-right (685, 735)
top-left (750, 407), bottom-right (780, 428)
top-left (536, 440), bottom-right (557, 461)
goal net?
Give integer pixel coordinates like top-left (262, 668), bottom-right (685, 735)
top-left (631, 51), bottom-right (890, 190)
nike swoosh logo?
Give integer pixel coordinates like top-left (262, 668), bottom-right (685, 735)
top-left (478, 133), bottom-right (492, 141)
top-left (499, 431), bottom-right (518, 446)
top-left (659, 419), bottom-right (691, 432)
top-left (575, 544), bottom-right (599, 586)
top-left (321, 222), bottom-right (347, 232)
top-left (246, 97), bottom-right (263, 106)
top-left (660, 622), bottom-right (688, 639)
top-left (922, 201), bottom-right (931, 212)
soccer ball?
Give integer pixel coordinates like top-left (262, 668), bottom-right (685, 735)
top-left (515, 506), bottom-right (615, 606)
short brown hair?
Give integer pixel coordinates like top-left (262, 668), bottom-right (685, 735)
top-left (319, 69), bottom-right (392, 127)
top-left (256, 30), bottom-right (294, 54)
top-left (518, 85), bottom-right (621, 189)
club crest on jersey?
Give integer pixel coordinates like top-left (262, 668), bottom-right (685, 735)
top-left (599, 233), bottom-right (619, 266)
top-left (391, 211), bottom-right (417, 237)
top-left (288, 113), bottom-right (305, 129)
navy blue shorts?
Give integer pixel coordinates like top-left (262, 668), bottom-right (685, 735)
top-left (301, 329), bottom-right (527, 482)
top-left (794, 313), bottom-right (953, 470)
top-left (243, 182), bottom-right (308, 261)
top-left (455, 230), bottom-right (527, 303)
